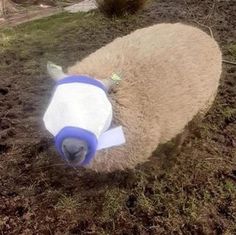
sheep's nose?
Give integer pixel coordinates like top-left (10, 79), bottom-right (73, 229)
top-left (61, 138), bottom-right (88, 164)
top-left (68, 146), bottom-right (84, 160)
top-left (65, 149), bottom-right (77, 162)
top-left (63, 144), bottom-right (84, 161)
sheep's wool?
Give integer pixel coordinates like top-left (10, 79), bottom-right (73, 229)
top-left (66, 23), bottom-right (222, 172)
top-left (43, 76), bottom-right (126, 159)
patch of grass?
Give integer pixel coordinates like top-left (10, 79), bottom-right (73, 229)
top-left (224, 181), bottom-right (236, 194)
top-left (101, 187), bottom-right (125, 220)
top-left (0, 11), bottom-right (112, 77)
top-left (220, 106), bottom-right (236, 120)
top-left (203, 191), bottom-right (212, 203)
top-left (183, 199), bottom-right (199, 219)
top-left (138, 193), bottom-right (155, 212)
top-left (0, 33), bottom-right (17, 52)
top-left (228, 44), bottom-right (236, 59)
top-left (0, 5), bottom-right (141, 76)
top-left (133, 170), bottom-right (149, 191)
top-left (191, 121), bottom-right (218, 142)
top-left (0, 11), bottom-right (104, 55)
top-left (55, 194), bottom-right (81, 213)
top-left (23, 183), bottom-right (37, 197)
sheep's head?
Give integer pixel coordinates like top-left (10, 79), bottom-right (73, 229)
top-left (45, 62), bottom-right (94, 166)
top-left (44, 61), bottom-right (125, 167)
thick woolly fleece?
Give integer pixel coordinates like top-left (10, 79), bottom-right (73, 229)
top-left (67, 23), bottom-right (222, 172)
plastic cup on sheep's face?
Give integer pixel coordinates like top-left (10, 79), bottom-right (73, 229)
top-left (43, 66), bottom-right (126, 167)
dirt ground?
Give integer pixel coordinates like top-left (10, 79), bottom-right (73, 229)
top-left (0, 0), bottom-right (236, 234)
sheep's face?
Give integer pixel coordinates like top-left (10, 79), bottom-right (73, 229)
top-left (45, 61), bottom-right (104, 166)
top-left (45, 61), bottom-right (125, 167)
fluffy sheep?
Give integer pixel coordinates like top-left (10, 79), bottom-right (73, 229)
top-left (45, 23), bottom-right (222, 172)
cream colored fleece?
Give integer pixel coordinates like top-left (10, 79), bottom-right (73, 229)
top-left (67, 23), bottom-right (222, 172)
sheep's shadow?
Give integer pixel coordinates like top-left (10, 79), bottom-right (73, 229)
top-left (27, 115), bottom-right (203, 193)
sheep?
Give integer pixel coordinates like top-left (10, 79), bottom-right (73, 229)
top-left (44, 23), bottom-right (222, 172)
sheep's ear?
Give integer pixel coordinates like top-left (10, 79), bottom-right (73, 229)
top-left (100, 79), bottom-right (116, 92)
top-left (100, 74), bottom-right (122, 92)
top-left (47, 61), bottom-right (67, 81)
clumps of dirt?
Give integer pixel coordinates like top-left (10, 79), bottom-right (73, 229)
top-left (0, 0), bottom-right (236, 234)
top-left (0, 88), bottom-right (9, 95)
top-left (0, 143), bottom-right (10, 154)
